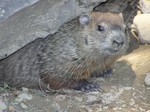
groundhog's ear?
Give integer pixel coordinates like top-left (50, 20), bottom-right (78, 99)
top-left (79, 14), bottom-right (91, 26)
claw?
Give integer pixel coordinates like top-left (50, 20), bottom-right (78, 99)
top-left (92, 68), bottom-right (112, 77)
top-left (102, 69), bottom-right (112, 77)
top-left (72, 80), bottom-right (101, 92)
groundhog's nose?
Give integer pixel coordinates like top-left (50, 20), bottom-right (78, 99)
top-left (112, 38), bottom-right (124, 52)
top-left (112, 39), bottom-right (124, 47)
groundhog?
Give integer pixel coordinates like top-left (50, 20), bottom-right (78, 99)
top-left (0, 12), bottom-right (129, 92)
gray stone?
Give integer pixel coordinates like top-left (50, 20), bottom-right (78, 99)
top-left (86, 95), bottom-right (97, 102)
top-left (139, 0), bottom-right (150, 14)
top-left (145, 73), bottom-right (150, 86)
top-left (15, 93), bottom-right (32, 102)
top-left (94, 2), bottom-right (127, 13)
top-left (129, 99), bottom-right (135, 106)
top-left (0, 0), bottom-right (39, 22)
top-left (0, 99), bottom-right (7, 111)
top-left (133, 14), bottom-right (150, 44)
top-left (20, 103), bottom-right (28, 109)
top-left (0, 0), bottom-right (106, 60)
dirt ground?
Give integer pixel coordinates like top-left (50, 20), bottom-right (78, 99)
top-left (1, 0), bottom-right (150, 112)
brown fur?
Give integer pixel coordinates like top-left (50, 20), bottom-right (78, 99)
top-left (0, 12), bottom-right (129, 90)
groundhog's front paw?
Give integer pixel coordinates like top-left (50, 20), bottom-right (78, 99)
top-left (92, 68), bottom-right (112, 77)
top-left (80, 83), bottom-right (101, 92)
top-left (101, 68), bottom-right (112, 77)
top-left (72, 80), bottom-right (101, 92)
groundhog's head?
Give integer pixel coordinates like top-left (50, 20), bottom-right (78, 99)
top-left (79, 12), bottom-right (129, 57)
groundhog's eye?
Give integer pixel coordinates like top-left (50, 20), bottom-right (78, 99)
top-left (97, 25), bottom-right (104, 31)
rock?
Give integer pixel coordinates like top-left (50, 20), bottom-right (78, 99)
top-left (101, 88), bottom-right (124, 104)
top-left (86, 95), bottom-right (97, 102)
top-left (122, 104), bottom-right (127, 108)
top-left (0, 99), bottom-right (7, 111)
top-left (20, 103), bottom-right (28, 109)
top-left (15, 93), bottom-right (32, 102)
top-left (133, 14), bottom-right (150, 44)
top-left (22, 87), bottom-right (29, 92)
top-left (139, 107), bottom-right (145, 112)
top-left (52, 103), bottom-right (62, 112)
top-left (144, 73), bottom-right (150, 86)
top-left (8, 106), bottom-right (15, 111)
top-left (123, 87), bottom-right (134, 90)
top-left (139, 0), bottom-right (150, 13)
top-left (54, 95), bottom-right (66, 101)
top-left (98, 108), bottom-right (103, 111)
top-left (129, 99), bottom-right (135, 106)
top-left (103, 106), bottom-right (108, 110)
top-left (113, 107), bottom-right (118, 111)
top-left (94, 2), bottom-right (127, 13)
top-left (84, 106), bottom-right (93, 112)
top-left (74, 97), bottom-right (83, 102)
top-left (101, 93), bottom-right (115, 104)
top-left (127, 22), bottom-right (132, 29)
top-left (0, 0), bottom-right (39, 22)
top-left (0, 0), bottom-right (106, 60)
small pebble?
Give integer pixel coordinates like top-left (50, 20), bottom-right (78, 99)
top-left (74, 97), bottom-right (83, 102)
top-left (8, 106), bottom-right (15, 111)
top-left (52, 103), bottom-right (62, 112)
top-left (86, 95), bottom-right (97, 102)
top-left (0, 99), bottom-right (7, 111)
top-left (113, 107), bottom-right (118, 111)
top-left (20, 103), bottom-right (28, 109)
top-left (130, 99), bottom-right (135, 106)
top-left (122, 104), bottom-right (127, 108)
top-left (55, 95), bottom-right (66, 101)
top-left (137, 10), bottom-right (142, 15)
top-left (127, 22), bottom-right (132, 29)
top-left (139, 107), bottom-right (145, 112)
top-left (124, 87), bottom-right (133, 90)
top-left (132, 108), bottom-right (137, 111)
top-left (98, 108), bottom-right (103, 111)
top-left (15, 93), bottom-right (32, 102)
top-left (103, 106), bottom-right (108, 110)
top-left (144, 73), bottom-right (150, 86)
top-left (22, 87), bottom-right (29, 92)
top-left (84, 106), bottom-right (93, 112)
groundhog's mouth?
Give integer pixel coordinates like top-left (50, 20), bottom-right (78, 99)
top-left (106, 48), bottom-right (120, 55)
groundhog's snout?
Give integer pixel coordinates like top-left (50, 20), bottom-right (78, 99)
top-left (111, 35), bottom-right (125, 52)
top-left (113, 40), bottom-right (124, 47)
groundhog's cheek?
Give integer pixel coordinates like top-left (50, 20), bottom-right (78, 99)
top-left (99, 42), bottom-right (111, 54)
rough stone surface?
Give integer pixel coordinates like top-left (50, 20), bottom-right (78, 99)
top-left (15, 93), bottom-right (33, 102)
top-left (133, 14), bottom-right (150, 44)
top-left (139, 0), bottom-right (150, 13)
top-left (0, 0), bottom-right (39, 22)
top-left (0, 0), bottom-right (106, 60)
top-left (0, 99), bottom-right (7, 111)
top-left (94, 0), bottom-right (128, 13)
top-left (145, 73), bottom-right (150, 86)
